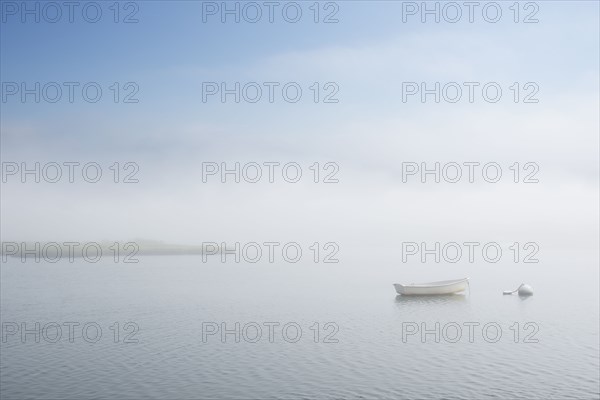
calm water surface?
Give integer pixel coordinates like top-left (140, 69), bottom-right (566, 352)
top-left (1, 255), bottom-right (599, 399)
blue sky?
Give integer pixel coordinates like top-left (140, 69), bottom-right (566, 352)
top-left (1, 1), bottom-right (599, 254)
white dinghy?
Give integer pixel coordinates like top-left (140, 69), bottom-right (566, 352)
top-left (393, 278), bottom-right (469, 295)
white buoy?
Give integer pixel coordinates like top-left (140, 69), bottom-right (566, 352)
top-left (503, 283), bottom-right (533, 296)
top-left (518, 284), bottom-right (533, 296)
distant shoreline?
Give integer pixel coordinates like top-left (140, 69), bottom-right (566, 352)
top-left (0, 241), bottom-right (226, 258)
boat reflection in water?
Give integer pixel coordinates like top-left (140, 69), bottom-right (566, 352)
top-left (394, 293), bottom-right (467, 305)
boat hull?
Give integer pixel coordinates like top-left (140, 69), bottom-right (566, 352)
top-left (393, 278), bottom-right (469, 295)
